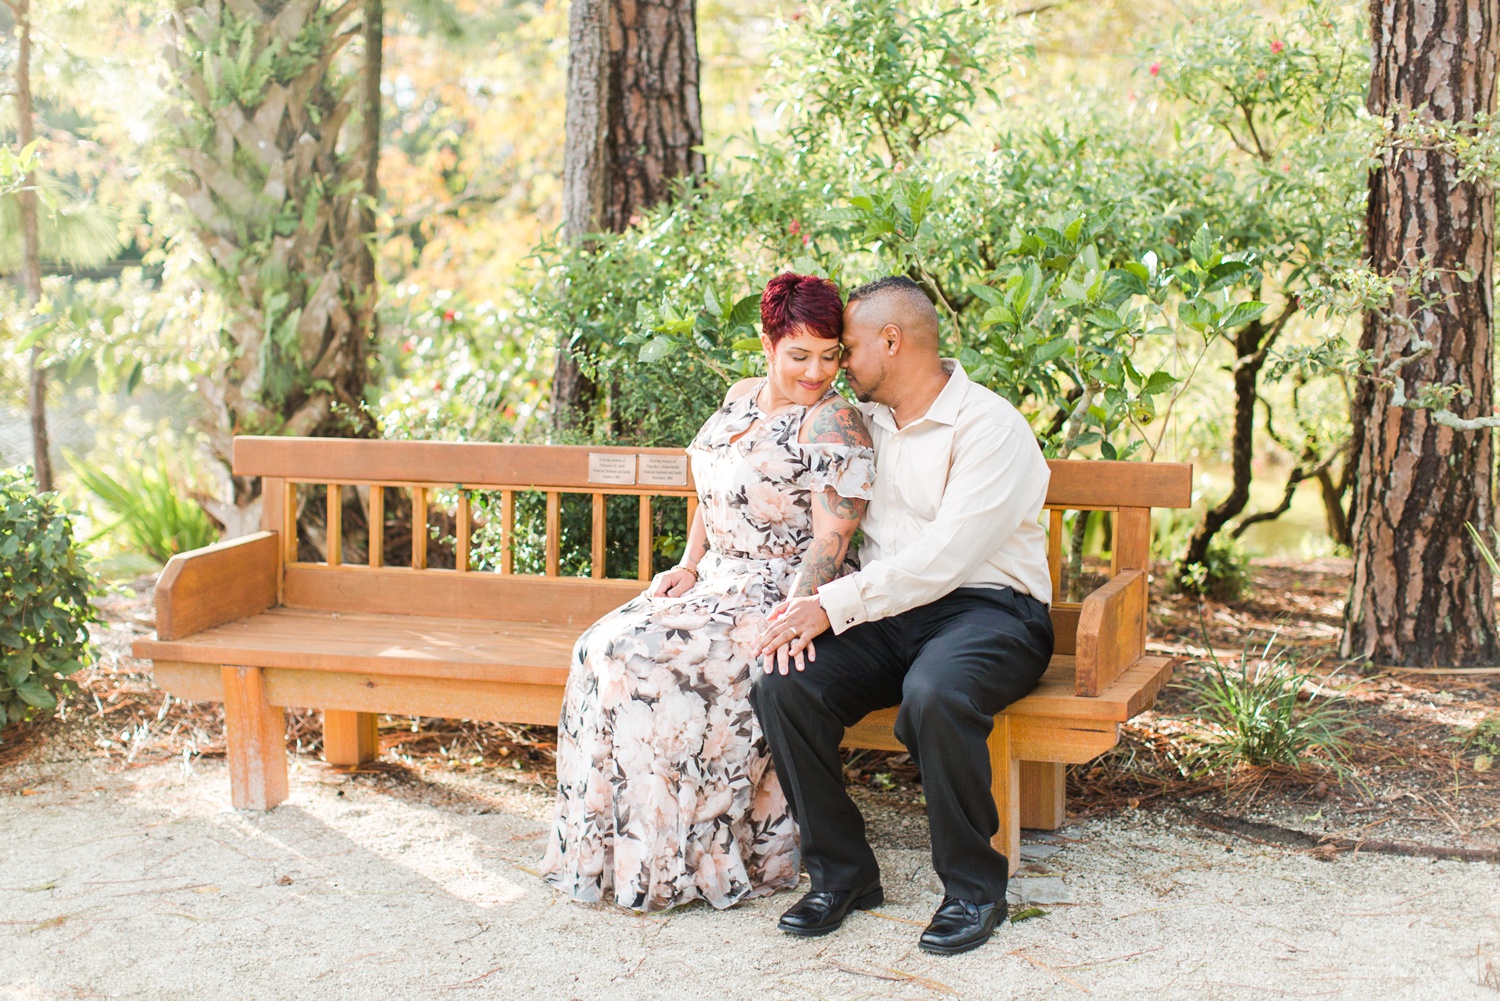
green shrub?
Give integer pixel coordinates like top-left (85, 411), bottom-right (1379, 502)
top-left (1184, 648), bottom-right (1353, 777)
top-left (1174, 535), bottom-right (1250, 601)
top-left (1, 466), bottom-right (96, 729)
top-left (68, 449), bottom-right (219, 564)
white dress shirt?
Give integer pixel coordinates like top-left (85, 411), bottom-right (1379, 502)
top-left (816, 360), bottom-right (1053, 634)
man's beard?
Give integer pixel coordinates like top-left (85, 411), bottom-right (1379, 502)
top-left (849, 367), bottom-right (882, 403)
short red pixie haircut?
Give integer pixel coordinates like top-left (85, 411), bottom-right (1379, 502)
top-left (760, 272), bottom-right (844, 346)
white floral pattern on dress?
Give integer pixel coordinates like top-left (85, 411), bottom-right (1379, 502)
top-left (540, 385), bottom-right (874, 912)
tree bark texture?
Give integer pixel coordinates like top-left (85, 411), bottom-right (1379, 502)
top-left (16, 0), bottom-right (52, 492)
top-left (1343, 0), bottom-right (1499, 666)
top-left (553, 0), bottom-right (703, 430)
top-left (165, 0), bottom-right (380, 536)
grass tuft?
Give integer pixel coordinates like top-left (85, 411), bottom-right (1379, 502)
top-left (1181, 631), bottom-right (1354, 779)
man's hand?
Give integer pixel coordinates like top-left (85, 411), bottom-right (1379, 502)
top-left (757, 595), bottom-right (830, 674)
top-left (646, 566), bottom-right (697, 598)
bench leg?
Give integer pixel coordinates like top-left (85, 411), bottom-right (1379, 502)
top-left (987, 716), bottom-right (1022, 865)
top-left (221, 666), bottom-right (288, 810)
top-left (1020, 761), bottom-right (1066, 831)
top-left (323, 710), bottom-right (379, 766)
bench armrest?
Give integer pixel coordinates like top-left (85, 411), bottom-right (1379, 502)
top-left (155, 531), bottom-right (280, 641)
top-left (1074, 568), bottom-right (1147, 697)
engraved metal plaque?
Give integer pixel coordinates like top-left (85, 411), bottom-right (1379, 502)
top-left (588, 453), bottom-right (637, 485)
top-left (638, 454), bottom-right (689, 486)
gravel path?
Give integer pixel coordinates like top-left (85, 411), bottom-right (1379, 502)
top-left (3, 755), bottom-right (1498, 1000)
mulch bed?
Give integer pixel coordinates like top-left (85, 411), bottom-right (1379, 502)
top-left (4, 559), bottom-right (1497, 855)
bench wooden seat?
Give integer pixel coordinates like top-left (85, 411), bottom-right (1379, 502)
top-left (132, 435), bottom-right (1192, 863)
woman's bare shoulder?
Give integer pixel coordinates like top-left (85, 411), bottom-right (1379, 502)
top-left (723, 377), bottom-right (760, 405)
top-left (802, 393), bottom-right (873, 448)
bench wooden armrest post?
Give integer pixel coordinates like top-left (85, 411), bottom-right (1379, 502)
top-left (154, 532), bottom-right (280, 641)
top-left (1074, 569), bottom-right (1147, 697)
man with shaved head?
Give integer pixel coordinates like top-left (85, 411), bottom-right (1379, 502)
top-left (750, 274), bottom-right (1054, 956)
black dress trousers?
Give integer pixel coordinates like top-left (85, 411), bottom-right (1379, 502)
top-left (749, 586), bottom-right (1054, 906)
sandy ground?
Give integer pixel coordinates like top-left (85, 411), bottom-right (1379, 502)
top-left (3, 755), bottom-right (1498, 1001)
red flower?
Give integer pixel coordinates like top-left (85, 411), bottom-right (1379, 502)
top-left (401, 338), bottom-right (416, 353)
top-left (442, 309), bottom-right (456, 321)
top-left (1270, 39), bottom-right (1285, 54)
top-left (1149, 62), bottom-right (1161, 77)
top-left (433, 382), bottom-right (444, 392)
top-left (787, 220), bottom-right (801, 235)
top-left (801, 234), bottom-right (810, 246)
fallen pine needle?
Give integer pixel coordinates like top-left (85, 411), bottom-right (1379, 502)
top-left (832, 964), bottom-right (906, 983)
top-left (885, 968), bottom-right (959, 995)
top-left (1011, 950), bottom-right (1092, 993)
top-left (442, 965), bottom-right (504, 989)
top-left (1377, 665), bottom-right (1500, 676)
top-left (864, 908), bottom-right (927, 927)
top-left (313, 952), bottom-right (382, 980)
top-left (830, 964), bottom-right (958, 995)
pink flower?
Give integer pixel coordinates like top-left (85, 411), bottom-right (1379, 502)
top-left (1149, 62), bottom-right (1161, 77)
top-left (401, 338), bottom-right (416, 353)
top-left (801, 234), bottom-right (810, 246)
top-left (787, 220), bottom-right (801, 235)
top-left (442, 309), bottom-right (456, 321)
top-left (1270, 39), bottom-right (1285, 54)
top-left (744, 480), bottom-right (798, 527)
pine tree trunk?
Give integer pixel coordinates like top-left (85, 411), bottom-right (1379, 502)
top-left (16, 0), bottom-right (51, 492)
top-left (1343, 0), bottom-right (1499, 666)
top-left (552, 0), bottom-right (703, 431)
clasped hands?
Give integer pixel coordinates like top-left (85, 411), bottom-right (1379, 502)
top-left (756, 595), bottom-right (830, 675)
top-left (648, 568), bottom-right (830, 675)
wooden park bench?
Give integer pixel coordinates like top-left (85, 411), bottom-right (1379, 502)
top-left (131, 436), bottom-right (1192, 862)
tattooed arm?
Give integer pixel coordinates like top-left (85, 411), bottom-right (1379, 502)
top-left (788, 396), bottom-right (872, 596)
top-left (758, 397), bottom-right (872, 670)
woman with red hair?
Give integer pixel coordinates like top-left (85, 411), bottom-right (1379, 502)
top-left (542, 273), bottom-right (874, 912)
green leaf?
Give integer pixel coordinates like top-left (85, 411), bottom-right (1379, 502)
top-left (1204, 260), bottom-right (1252, 293)
top-left (638, 337), bottom-right (676, 363)
top-left (731, 338), bottom-right (763, 353)
top-left (1063, 216), bottom-right (1085, 244)
top-left (16, 680), bottom-right (56, 711)
top-left (1141, 370), bottom-right (1178, 396)
top-left (1101, 440), bottom-right (1118, 460)
top-left (4, 654), bottom-right (30, 688)
top-left (1220, 301), bottom-right (1269, 330)
top-left (968, 282), bottom-right (1005, 308)
top-left (1190, 225), bottom-right (1214, 267)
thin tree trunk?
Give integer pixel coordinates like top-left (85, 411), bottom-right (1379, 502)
top-left (16, 0), bottom-right (50, 491)
top-left (1179, 306), bottom-right (1295, 572)
top-left (357, 0), bottom-right (382, 314)
top-left (1343, 0), bottom-right (1499, 666)
top-left (552, 0), bottom-right (703, 431)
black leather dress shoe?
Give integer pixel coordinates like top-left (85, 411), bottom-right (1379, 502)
top-left (776, 880), bottom-right (884, 937)
top-left (918, 896), bottom-right (1007, 955)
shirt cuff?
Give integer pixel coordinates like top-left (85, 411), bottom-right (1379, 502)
top-left (816, 575), bottom-right (867, 635)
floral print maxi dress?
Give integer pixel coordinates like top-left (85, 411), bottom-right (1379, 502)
top-left (540, 386), bottom-right (875, 912)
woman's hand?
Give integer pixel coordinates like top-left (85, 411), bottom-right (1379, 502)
top-left (647, 566), bottom-right (698, 598)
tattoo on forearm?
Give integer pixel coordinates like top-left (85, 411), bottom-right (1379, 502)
top-left (817, 489), bottom-right (865, 522)
top-left (792, 532), bottom-right (847, 597)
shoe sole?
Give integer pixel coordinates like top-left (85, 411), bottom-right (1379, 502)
top-left (917, 923), bottom-right (1000, 956)
top-left (777, 887), bottom-right (885, 937)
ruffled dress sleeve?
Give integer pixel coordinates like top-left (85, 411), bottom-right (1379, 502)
top-left (800, 441), bottom-right (876, 501)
